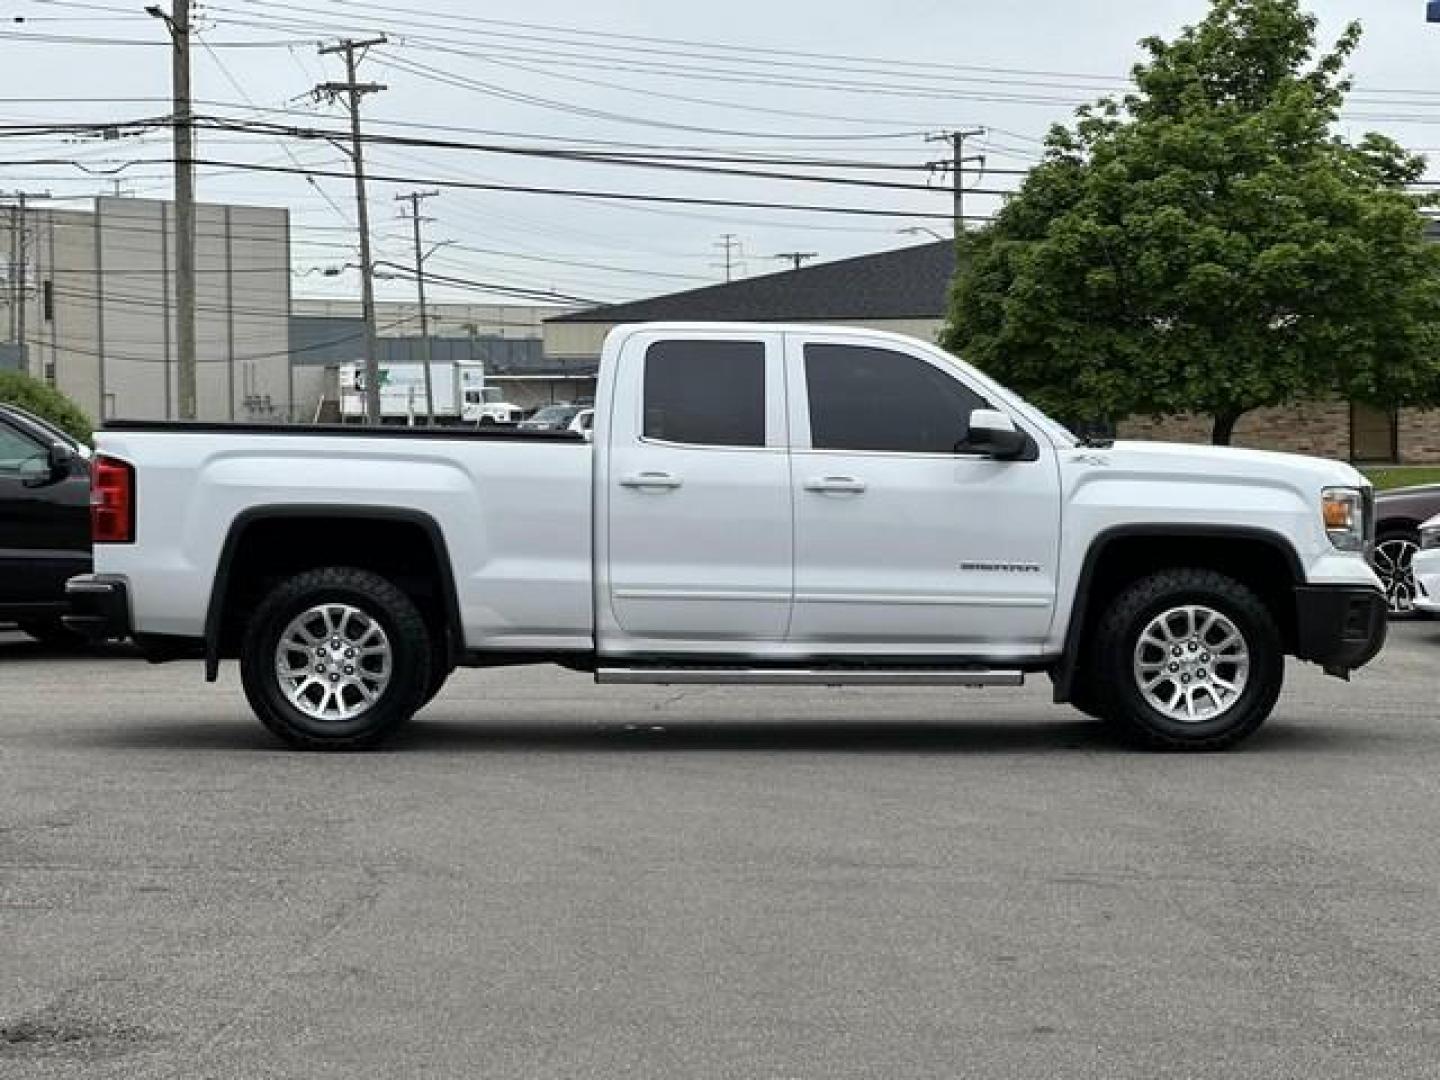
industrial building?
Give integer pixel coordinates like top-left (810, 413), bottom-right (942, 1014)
top-left (0, 196), bottom-right (291, 422)
top-left (0, 198), bottom-right (572, 423)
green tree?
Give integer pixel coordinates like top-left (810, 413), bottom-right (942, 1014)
top-left (943, 0), bottom-right (1440, 445)
top-left (0, 370), bottom-right (93, 444)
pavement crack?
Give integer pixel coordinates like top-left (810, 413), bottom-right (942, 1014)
top-left (158, 862), bottom-right (388, 1076)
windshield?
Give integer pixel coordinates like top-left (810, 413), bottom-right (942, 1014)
top-left (927, 346), bottom-right (1079, 449)
top-left (1017, 402), bottom-right (1079, 447)
top-left (530, 405), bottom-right (576, 422)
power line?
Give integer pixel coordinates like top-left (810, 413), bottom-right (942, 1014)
top-left (14, 312), bottom-right (425, 367)
top-left (14, 152), bottom-right (970, 220)
top-left (210, 0), bottom-right (1440, 107)
top-left (0, 117), bottom-right (1026, 199)
top-left (0, 27), bottom-right (311, 48)
top-left (194, 29), bottom-right (353, 227)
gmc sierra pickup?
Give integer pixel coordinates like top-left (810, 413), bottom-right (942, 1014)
top-left (66, 323), bottom-right (1386, 751)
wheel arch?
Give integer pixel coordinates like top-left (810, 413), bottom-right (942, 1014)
top-left (1052, 525), bottom-right (1303, 703)
top-left (205, 505), bottom-right (463, 682)
top-left (1376, 517), bottom-right (1423, 538)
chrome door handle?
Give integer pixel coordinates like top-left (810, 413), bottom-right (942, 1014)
top-left (804, 476), bottom-right (867, 494)
top-left (619, 471), bottom-right (683, 490)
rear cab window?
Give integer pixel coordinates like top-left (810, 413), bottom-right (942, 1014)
top-left (642, 339), bottom-right (768, 447)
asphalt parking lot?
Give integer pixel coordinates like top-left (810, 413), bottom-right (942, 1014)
top-left (2, 622), bottom-right (1438, 1080)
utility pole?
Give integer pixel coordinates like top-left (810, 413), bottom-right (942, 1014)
top-left (2, 190), bottom-right (51, 376)
top-left (926, 128), bottom-right (986, 238)
top-left (713, 233), bottom-right (744, 282)
top-left (773, 251), bottom-right (818, 271)
top-left (147, 2), bottom-right (197, 419)
top-left (317, 36), bottom-right (387, 424)
top-left (7, 204), bottom-right (16, 345)
top-left (396, 189), bottom-right (439, 423)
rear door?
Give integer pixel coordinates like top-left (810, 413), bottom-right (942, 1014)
top-left (785, 332), bottom-right (1061, 655)
top-left (599, 330), bottom-right (791, 652)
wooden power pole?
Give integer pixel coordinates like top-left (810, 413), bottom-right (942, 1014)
top-left (317, 36), bottom-right (387, 424)
top-left (396, 189), bottom-right (439, 423)
top-left (148, 2), bottom-right (197, 419)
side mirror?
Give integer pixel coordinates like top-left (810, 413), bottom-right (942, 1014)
top-left (22, 443), bottom-right (77, 488)
top-left (967, 408), bottom-right (1029, 460)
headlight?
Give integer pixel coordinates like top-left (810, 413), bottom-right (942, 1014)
top-left (1322, 487), bottom-right (1365, 552)
top-left (1422, 525), bottom-right (1440, 551)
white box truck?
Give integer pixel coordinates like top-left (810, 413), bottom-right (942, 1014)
top-left (337, 361), bottom-right (521, 424)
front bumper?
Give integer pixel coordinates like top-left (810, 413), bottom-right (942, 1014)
top-left (1294, 585), bottom-right (1388, 674)
top-left (63, 574), bottom-right (132, 641)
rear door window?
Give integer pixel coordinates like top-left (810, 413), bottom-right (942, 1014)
top-left (643, 340), bottom-right (766, 448)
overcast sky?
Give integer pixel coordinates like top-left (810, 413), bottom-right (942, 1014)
top-left (4, 0), bottom-right (1437, 309)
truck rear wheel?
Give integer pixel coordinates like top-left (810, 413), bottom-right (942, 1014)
top-left (240, 567), bottom-right (431, 750)
top-left (1092, 569), bottom-right (1284, 751)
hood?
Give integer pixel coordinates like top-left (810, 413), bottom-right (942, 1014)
top-left (1098, 440), bottom-right (1368, 491)
top-left (1375, 483), bottom-right (1440, 503)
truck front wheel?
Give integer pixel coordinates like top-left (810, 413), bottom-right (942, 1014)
top-left (240, 567), bottom-right (432, 750)
top-left (1091, 569), bottom-right (1284, 751)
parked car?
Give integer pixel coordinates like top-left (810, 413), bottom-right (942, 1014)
top-left (69, 323), bottom-right (1386, 753)
top-left (0, 403), bottom-right (92, 645)
top-left (1407, 513), bottom-right (1440, 614)
top-left (1371, 484), bottom-right (1440, 615)
top-left (517, 403), bottom-right (587, 432)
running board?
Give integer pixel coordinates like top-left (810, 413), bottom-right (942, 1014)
top-left (595, 667), bottom-right (1025, 687)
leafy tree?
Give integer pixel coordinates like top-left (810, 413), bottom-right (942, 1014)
top-left (943, 0), bottom-right (1440, 445)
top-left (0, 370), bottom-right (93, 444)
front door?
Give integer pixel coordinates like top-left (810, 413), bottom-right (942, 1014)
top-left (601, 331), bottom-right (792, 651)
top-left (785, 334), bottom-right (1061, 655)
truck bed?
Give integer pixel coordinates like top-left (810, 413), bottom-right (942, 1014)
top-left (93, 421), bottom-right (596, 652)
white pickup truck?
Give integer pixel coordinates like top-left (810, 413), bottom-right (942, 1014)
top-left (67, 323), bottom-right (1387, 752)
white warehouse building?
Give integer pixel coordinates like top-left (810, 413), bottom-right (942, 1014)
top-left (0, 196), bottom-right (291, 422)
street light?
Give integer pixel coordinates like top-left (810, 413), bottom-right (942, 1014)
top-left (899, 226), bottom-right (948, 242)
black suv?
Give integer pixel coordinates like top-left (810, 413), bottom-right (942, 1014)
top-left (0, 403), bottom-right (91, 645)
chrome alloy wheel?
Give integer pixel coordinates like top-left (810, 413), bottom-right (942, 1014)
top-left (1373, 538), bottom-right (1419, 615)
top-left (1132, 605), bottom-right (1250, 724)
top-left (274, 604), bottom-right (392, 722)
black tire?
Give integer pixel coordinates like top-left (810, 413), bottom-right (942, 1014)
top-left (1374, 529), bottom-right (1421, 619)
top-left (240, 567), bottom-right (431, 751)
top-left (18, 619), bottom-right (89, 649)
top-left (1091, 569), bottom-right (1284, 752)
top-left (419, 642), bottom-right (454, 710)
top-left (1068, 681), bottom-right (1107, 723)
